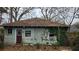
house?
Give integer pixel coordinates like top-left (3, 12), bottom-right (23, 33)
top-left (3, 18), bottom-right (68, 45)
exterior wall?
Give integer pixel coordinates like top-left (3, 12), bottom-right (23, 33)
top-left (4, 28), bottom-right (16, 45)
top-left (4, 28), bottom-right (58, 45)
top-left (22, 28), bottom-right (48, 44)
top-left (22, 28), bottom-right (57, 45)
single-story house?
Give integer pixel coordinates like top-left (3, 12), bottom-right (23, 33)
top-left (3, 18), bottom-right (68, 45)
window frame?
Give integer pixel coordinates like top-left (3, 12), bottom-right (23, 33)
top-left (49, 32), bottom-right (54, 37)
top-left (25, 30), bottom-right (31, 37)
top-left (7, 28), bottom-right (12, 35)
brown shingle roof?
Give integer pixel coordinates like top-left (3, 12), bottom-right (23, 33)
top-left (3, 18), bottom-right (67, 27)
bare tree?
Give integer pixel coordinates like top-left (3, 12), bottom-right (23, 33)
top-left (8, 7), bottom-right (34, 22)
top-left (40, 7), bottom-right (79, 25)
top-left (0, 7), bottom-right (7, 24)
top-left (39, 7), bottom-right (59, 20)
top-left (39, 7), bottom-right (71, 24)
top-left (63, 8), bottom-right (79, 31)
top-left (9, 7), bottom-right (13, 23)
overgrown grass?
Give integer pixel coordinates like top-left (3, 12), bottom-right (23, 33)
top-left (72, 36), bottom-right (79, 51)
top-left (0, 43), bottom-right (4, 49)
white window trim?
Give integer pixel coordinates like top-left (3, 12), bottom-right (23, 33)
top-left (25, 30), bottom-right (31, 37)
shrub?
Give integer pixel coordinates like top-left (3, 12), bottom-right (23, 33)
top-left (58, 36), bottom-right (70, 46)
top-left (0, 35), bottom-right (4, 49)
top-left (72, 45), bottom-right (79, 51)
top-left (0, 28), bottom-right (4, 36)
top-left (72, 36), bottom-right (79, 51)
top-left (0, 42), bottom-right (4, 49)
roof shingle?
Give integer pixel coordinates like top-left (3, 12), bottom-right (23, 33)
top-left (3, 18), bottom-right (67, 27)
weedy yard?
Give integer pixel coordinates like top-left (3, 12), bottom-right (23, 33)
top-left (0, 44), bottom-right (71, 51)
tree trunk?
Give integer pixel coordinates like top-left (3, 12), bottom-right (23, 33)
top-left (0, 12), bottom-right (2, 24)
top-left (9, 8), bottom-right (13, 23)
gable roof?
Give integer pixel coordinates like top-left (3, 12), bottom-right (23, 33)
top-left (3, 18), bottom-right (68, 27)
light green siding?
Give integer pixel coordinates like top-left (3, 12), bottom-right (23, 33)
top-left (4, 28), bottom-right (16, 45)
top-left (22, 28), bottom-right (57, 45)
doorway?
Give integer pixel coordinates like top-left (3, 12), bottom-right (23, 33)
top-left (16, 29), bottom-right (22, 43)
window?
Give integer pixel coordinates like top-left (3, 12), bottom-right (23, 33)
top-left (49, 32), bottom-right (57, 41)
top-left (25, 30), bottom-right (31, 37)
top-left (7, 29), bottom-right (12, 34)
top-left (49, 33), bottom-right (54, 37)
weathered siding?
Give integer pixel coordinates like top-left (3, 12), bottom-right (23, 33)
top-left (4, 28), bottom-right (16, 45)
top-left (4, 28), bottom-right (58, 45)
top-left (22, 28), bottom-right (58, 45)
top-left (22, 28), bottom-right (50, 44)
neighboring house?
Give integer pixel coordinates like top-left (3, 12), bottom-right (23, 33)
top-left (3, 18), bottom-right (68, 45)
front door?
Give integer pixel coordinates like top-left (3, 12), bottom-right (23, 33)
top-left (16, 29), bottom-right (22, 43)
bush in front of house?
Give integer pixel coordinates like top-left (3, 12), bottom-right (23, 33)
top-left (0, 28), bottom-right (4, 36)
top-left (0, 43), bottom-right (4, 49)
top-left (72, 36), bottom-right (79, 51)
top-left (0, 35), bottom-right (4, 49)
top-left (62, 38), bottom-right (70, 46)
top-left (0, 28), bottom-right (4, 49)
top-left (58, 35), bottom-right (70, 46)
